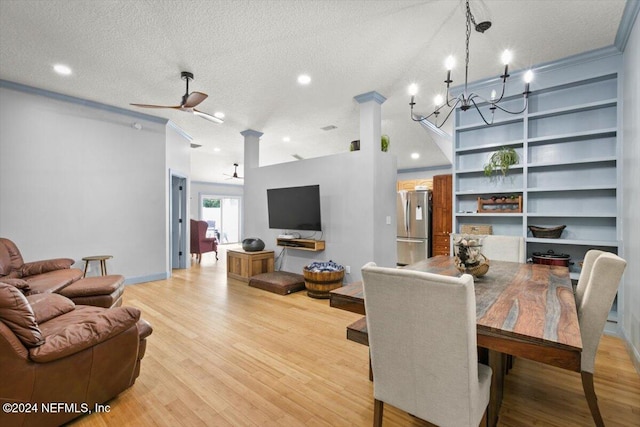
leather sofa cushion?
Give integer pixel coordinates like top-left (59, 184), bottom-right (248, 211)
top-left (26, 293), bottom-right (75, 324)
top-left (24, 268), bottom-right (83, 294)
top-left (0, 283), bottom-right (44, 347)
top-left (0, 237), bottom-right (24, 276)
top-left (21, 258), bottom-right (75, 277)
top-left (30, 306), bottom-right (141, 363)
top-left (0, 277), bottom-right (30, 292)
top-left (59, 275), bottom-right (125, 297)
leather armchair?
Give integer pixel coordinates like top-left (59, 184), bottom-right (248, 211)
top-left (190, 219), bottom-right (218, 262)
top-left (0, 283), bottom-right (152, 427)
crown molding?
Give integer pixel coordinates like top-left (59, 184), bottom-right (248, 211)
top-left (0, 79), bottom-right (167, 124)
top-left (615, 0), bottom-right (640, 51)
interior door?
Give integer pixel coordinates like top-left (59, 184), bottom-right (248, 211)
top-left (432, 174), bottom-right (453, 256)
top-left (171, 175), bottom-right (187, 269)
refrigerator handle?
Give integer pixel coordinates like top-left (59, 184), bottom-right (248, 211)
top-left (405, 197), bottom-right (410, 235)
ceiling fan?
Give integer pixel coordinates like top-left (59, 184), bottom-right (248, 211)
top-left (224, 163), bottom-right (243, 180)
top-left (130, 71), bottom-right (223, 124)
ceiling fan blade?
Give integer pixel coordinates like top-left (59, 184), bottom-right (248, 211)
top-left (130, 103), bottom-right (182, 109)
top-left (183, 91), bottom-right (208, 108)
top-left (193, 109), bottom-right (224, 124)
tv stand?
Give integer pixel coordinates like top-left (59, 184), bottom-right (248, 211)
top-left (276, 238), bottom-right (325, 252)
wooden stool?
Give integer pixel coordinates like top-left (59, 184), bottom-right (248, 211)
top-left (82, 255), bottom-right (113, 277)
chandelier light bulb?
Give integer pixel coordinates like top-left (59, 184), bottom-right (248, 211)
top-left (523, 70), bottom-right (534, 83)
top-left (408, 83), bottom-right (419, 96)
top-left (490, 90), bottom-right (497, 101)
top-left (501, 50), bottom-right (512, 65)
top-left (434, 94), bottom-right (444, 107)
top-left (445, 56), bottom-right (456, 70)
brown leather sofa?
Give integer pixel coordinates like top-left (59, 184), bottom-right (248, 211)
top-left (0, 238), bottom-right (123, 308)
top-left (0, 283), bottom-right (152, 427)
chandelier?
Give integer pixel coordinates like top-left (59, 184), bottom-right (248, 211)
top-left (409, 0), bottom-right (533, 128)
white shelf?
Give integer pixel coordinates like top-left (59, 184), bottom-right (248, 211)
top-left (527, 156), bottom-right (616, 169)
top-left (455, 190), bottom-right (524, 197)
top-left (456, 165), bottom-right (524, 175)
top-left (456, 213), bottom-right (524, 217)
top-left (527, 98), bottom-right (617, 120)
top-left (527, 184), bottom-right (616, 193)
top-left (455, 140), bottom-right (523, 154)
top-left (527, 212), bottom-right (617, 218)
top-left (455, 116), bottom-right (523, 132)
top-left (526, 237), bottom-right (618, 247)
top-left (527, 128), bottom-right (617, 145)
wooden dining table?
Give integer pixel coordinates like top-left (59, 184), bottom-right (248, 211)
top-left (329, 255), bottom-right (583, 427)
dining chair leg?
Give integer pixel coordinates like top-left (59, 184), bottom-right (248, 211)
top-left (373, 399), bottom-right (384, 427)
top-left (581, 371), bottom-right (605, 427)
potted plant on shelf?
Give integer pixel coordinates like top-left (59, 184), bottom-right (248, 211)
top-left (381, 134), bottom-right (390, 152)
top-left (349, 135), bottom-right (390, 152)
top-left (483, 147), bottom-right (519, 177)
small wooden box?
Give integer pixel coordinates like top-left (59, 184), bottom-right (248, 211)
top-left (477, 196), bottom-right (522, 213)
top-left (227, 249), bottom-right (274, 282)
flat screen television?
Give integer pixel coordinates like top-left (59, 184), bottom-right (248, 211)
top-left (267, 185), bottom-right (322, 231)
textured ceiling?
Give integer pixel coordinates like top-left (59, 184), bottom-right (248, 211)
top-left (0, 0), bottom-right (627, 183)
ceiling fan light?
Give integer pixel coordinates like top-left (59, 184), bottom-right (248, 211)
top-left (194, 110), bottom-right (224, 124)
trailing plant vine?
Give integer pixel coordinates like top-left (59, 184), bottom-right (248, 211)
top-left (483, 147), bottom-right (519, 177)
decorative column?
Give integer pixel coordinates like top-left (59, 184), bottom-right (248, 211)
top-left (354, 91), bottom-right (386, 154)
top-left (240, 129), bottom-right (263, 170)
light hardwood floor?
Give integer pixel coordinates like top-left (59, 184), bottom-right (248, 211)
top-left (71, 248), bottom-right (640, 426)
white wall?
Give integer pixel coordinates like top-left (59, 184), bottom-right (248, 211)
top-left (0, 84), bottom-right (169, 283)
top-left (621, 7), bottom-right (640, 368)
top-left (244, 150), bottom-right (397, 283)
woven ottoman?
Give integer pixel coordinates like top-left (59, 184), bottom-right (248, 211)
top-left (249, 271), bottom-right (305, 295)
top-left (59, 274), bottom-right (125, 308)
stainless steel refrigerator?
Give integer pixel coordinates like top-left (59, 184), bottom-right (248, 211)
top-left (397, 190), bottom-right (431, 266)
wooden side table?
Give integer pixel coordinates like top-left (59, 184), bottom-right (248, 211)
top-left (82, 255), bottom-right (113, 278)
top-left (226, 249), bottom-right (274, 282)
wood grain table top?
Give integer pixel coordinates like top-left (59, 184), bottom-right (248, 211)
top-left (330, 255), bottom-right (583, 371)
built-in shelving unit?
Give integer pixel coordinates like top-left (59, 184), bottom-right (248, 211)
top-left (453, 71), bottom-right (621, 323)
top-left (276, 238), bottom-right (325, 252)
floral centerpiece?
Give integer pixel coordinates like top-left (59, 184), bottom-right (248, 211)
top-left (453, 235), bottom-right (490, 277)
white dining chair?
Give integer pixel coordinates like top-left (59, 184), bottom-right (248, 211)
top-left (575, 251), bottom-right (626, 427)
top-left (574, 249), bottom-right (605, 309)
top-left (361, 262), bottom-right (492, 427)
top-left (480, 235), bottom-right (525, 263)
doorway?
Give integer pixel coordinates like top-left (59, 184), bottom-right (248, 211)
top-left (200, 195), bottom-right (241, 244)
top-left (171, 174), bottom-right (188, 269)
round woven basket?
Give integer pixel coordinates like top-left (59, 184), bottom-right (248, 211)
top-left (456, 257), bottom-right (490, 278)
top-left (302, 268), bottom-right (344, 299)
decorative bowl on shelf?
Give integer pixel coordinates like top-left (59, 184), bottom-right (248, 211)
top-left (528, 225), bottom-right (566, 239)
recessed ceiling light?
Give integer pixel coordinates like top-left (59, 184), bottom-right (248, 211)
top-left (283, 136), bottom-right (291, 142)
top-left (53, 64), bottom-right (72, 76)
top-left (297, 74), bottom-right (311, 85)
top-left (411, 152), bottom-right (420, 159)
top-left (213, 147), bottom-right (221, 152)
top-left (214, 112), bottom-right (225, 119)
